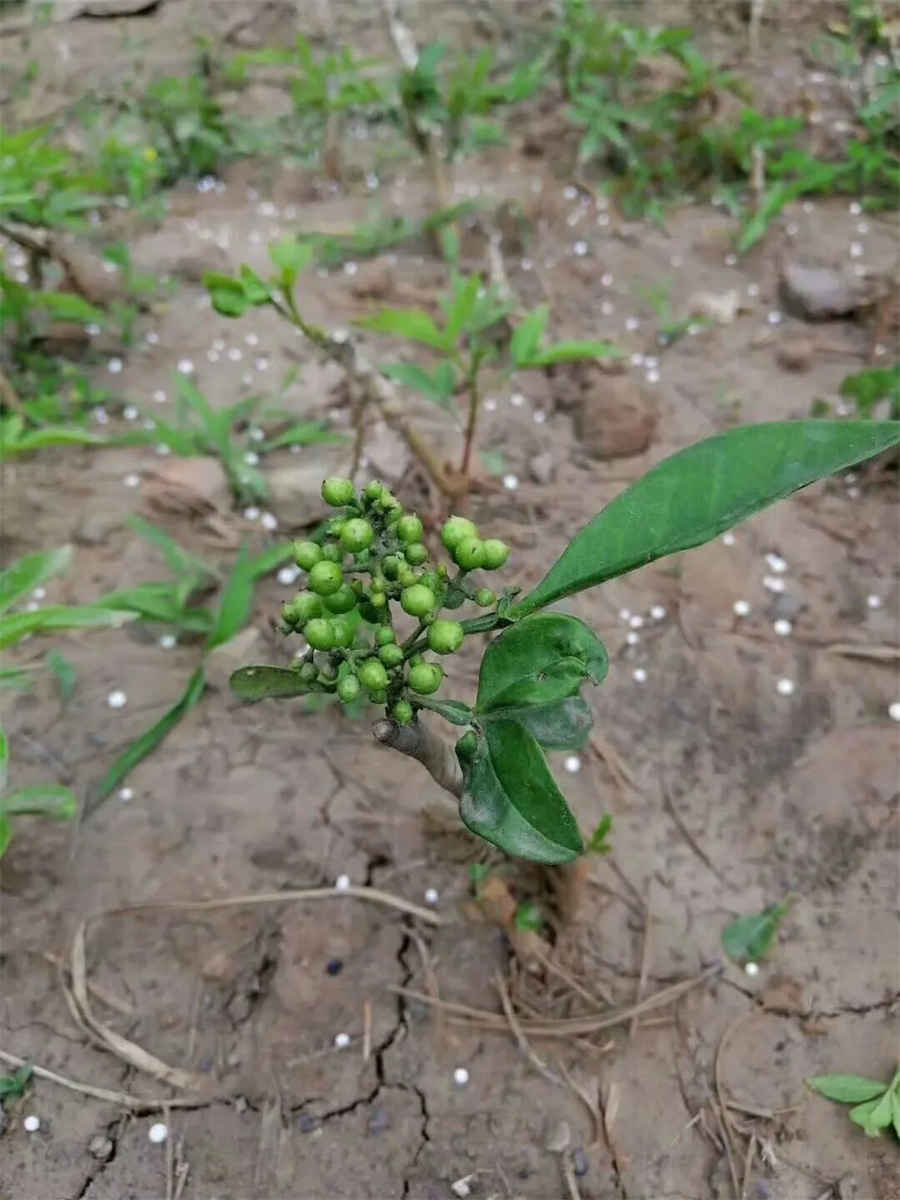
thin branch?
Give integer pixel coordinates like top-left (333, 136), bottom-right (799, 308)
top-left (494, 970), bottom-right (560, 1086)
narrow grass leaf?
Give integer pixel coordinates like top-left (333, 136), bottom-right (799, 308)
top-left (0, 545), bottom-right (72, 613)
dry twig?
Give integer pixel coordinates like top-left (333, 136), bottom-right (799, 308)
top-left (494, 970), bottom-right (560, 1086)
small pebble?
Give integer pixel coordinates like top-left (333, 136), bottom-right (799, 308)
top-left (118, 787), bottom-right (133, 802)
top-left (888, 702), bottom-right (900, 722)
top-left (243, 506), bottom-right (260, 521)
top-left (618, 608), bottom-right (631, 622)
top-left (277, 566), bottom-right (299, 585)
top-left (629, 614), bottom-right (643, 629)
top-left (776, 678), bottom-right (795, 696)
top-left (453, 1067), bottom-right (469, 1086)
top-left (633, 668), bottom-right (647, 683)
top-left (23, 1115), bottom-right (40, 1133)
top-left (745, 961), bottom-right (760, 977)
top-left (564, 755), bottom-right (581, 774)
top-left (159, 634), bottom-right (177, 649)
top-left (148, 1123), bottom-right (168, 1144)
top-left (866, 594), bottom-right (881, 609)
top-left (773, 619), bottom-right (792, 636)
top-left (334, 1032), bottom-right (351, 1049)
top-left (335, 874), bottom-right (351, 890)
top-left (722, 531), bottom-right (736, 546)
top-left (107, 690), bottom-right (127, 709)
top-left (123, 405), bottom-right (138, 421)
top-left (763, 576), bottom-right (786, 594)
top-left (650, 605), bottom-right (666, 620)
top-left (424, 887), bottom-right (440, 905)
top-left (32, 587), bottom-right (46, 600)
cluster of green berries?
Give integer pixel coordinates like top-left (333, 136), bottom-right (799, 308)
top-left (281, 477), bottom-right (510, 724)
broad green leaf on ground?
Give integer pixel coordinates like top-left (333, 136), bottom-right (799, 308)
top-left (481, 695), bottom-right (593, 750)
top-left (849, 1090), bottom-right (894, 1136)
top-left (230, 665), bottom-right (314, 701)
top-left (90, 667), bottom-right (206, 809)
top-left (456, 719), bottom-right (583, 864)
top-left (475, 614), bottom-right (607, 711)
top-left (511, 421), bottom-right (900, 617)
top-left (0, 606), bottom-right (136, 650)
top-left (722, 898), bottom-right (793, 964)
top-left (0, 785), bottom-right (77, 820)
top-left (807, 1076), bottom-right (889, 1104)
top-left (0, 545), bottom-right (72, 613)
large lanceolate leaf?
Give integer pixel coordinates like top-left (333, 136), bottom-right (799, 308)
top-left (456, 720), bottom-right (583, 864)
top-left (230, 665), bottom-right (314, 701)
top-left (475, 613), bottom-right (607, 711)
top-left (511, 421), bottom-right (900, 617)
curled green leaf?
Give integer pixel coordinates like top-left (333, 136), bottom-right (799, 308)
top-left (230, 665), bottom-right (314, 702)
top-left (475, 613), bottom-right (607, 712)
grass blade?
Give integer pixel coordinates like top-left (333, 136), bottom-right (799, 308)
top-left (89, 667), bottom-right (206, 809)
top-left (46, 650), bottom-right (77, 703)
top-left (0, 784), bottom-right (78, 820)
top-left (0, 545), bottom-right (72, 613)
top-left (0, 606), bottom-right (137, 650)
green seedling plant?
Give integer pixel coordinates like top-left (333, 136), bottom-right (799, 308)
top-left (0, 723), bottom-right (77, 859)
top-left (808, 1065), bottom-right (900, 1140)
top-left (230, 420), bottom-right (900, 865)
top-left (721, 897), bottom-right (795, 966)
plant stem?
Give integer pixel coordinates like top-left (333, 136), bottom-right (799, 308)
top-left (459, 359), bottom-right (481, 480)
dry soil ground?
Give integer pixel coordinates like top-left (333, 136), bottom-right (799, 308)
top-left (1, 2), bottom-right (898, 1198)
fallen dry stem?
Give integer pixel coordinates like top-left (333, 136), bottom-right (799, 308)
top-left (494, 970), bottom-right (560, 1086)
top-left (0, 1049), bottom-right (208, 1111)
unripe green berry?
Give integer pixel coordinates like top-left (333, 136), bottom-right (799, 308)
top-left (427, 619), bottom-right (464, 655)
top-left (401, 583), bottom-right (436, 618)
top-left (288, 591), bottom-right (323, 624)
top-left (475, 587), bottom-right (496, 607)
top-left (321, 476), bottom-right (355, 507)
top-left (358, 658), bottom-right (389, 694)
top-left (308, 561), bottom-right (344, 595)
top-left (293, 540), bottom-right (321, 571)
top-left (397, 514), bottom-right (424, 544)
top-left (304, 617), bottom-right (335, 650)
top-left (441, 515), bottom-right (478, 550)
top-left (321, 543), bottom-right (343, 563)
top-left (369, 689), bottom-right (388, 705)
top-left (364, 480), bottom-right (384, 501)
top-left (393, 700), bottom-right (413, 725)
top-left (298, 661), bottom-right (318, 682)
top-left (370, 592), bottom-right (386, 608)
top-left (378, 643), bottom-right (404, 668)
top-left (382, 554), bottom-right (402, 580)
top-left (330, 614), bottom-right (356, 648)
top-left (481, 539), bottom-right (510, 570)
top-left (454, 536), bottom-right (485, 571)
top-left (340, 518), bottom-right (374, 553)
top-left (327, 517), bottom-right (346, 538)
top-left (407, 661), bottom-right (443, 695)
top-left (323, 583), bottom-right (357, 614)
top-left (376, 626), bottom-right (396, 646)
top-left (404, 542), bottom-right (428, 566)
top-left (398, 565), bottom-right (418, 588)
top-left (337, 674), bottom-right (361, 703)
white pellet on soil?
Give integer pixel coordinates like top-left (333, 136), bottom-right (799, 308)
top-left (763, 576), bottom-right (786, 593)
top-left (866, 594), bottom-right (882, 609)
top-left (453, 1068), bottom-right (469, 1086)
top-left (153, 389), bottom-right (166, 403)
top-left (733, 600), bottom-right (751, 616)
top-left (626, 631), bottom-right (640, 646)
top-left (107, 358), bottom-right (123, 374)
top-left (765, 553), bottom-right (787, 573)
top-left (424, 888), bottom-right (439, 905)
top-left (334, 1032), bottom-right (351, 1049)
top-left (107, 690), bottom-right (127, 709)
top-left (564, 755), bottom-right (581, 773)
top-left (776, 678), bottom-right (795, 696)
top-left (23, 1115), bottom-right (40, 1133)
top-left (335, 874), bottom-right (351, 891)
top-left (243, 506), bottom-right (260, 521)
top-left (618, 608), bottom-right (631, 622)
top-left (261, 512), bottom-right (278, 531)
top-left (633, 668), bottom-right (647, 683)
top-left (502, 474), bottom-right (519, 491)
top-left (650, 605), bottom-right (666, 620)
top-left (722, 531), bottom-right (735, 546)
top-left (148, 1123), bottom-right (168, 1144)
top-left (888, 702), bottom-right (900, 723)
top-left (177, 359), bottom-right (194, 375)
top-left (744, 962), bottom-right (760, 977)
top-left (159, 634), bottom-right (176, 649)
top-left (123, 473), bottom-right (140, 488)
top-left (773, 619), bottom-right (792, 636)
top-left (118, 787), bottom-right (133, 802)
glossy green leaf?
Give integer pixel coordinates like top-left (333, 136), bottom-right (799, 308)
top-left (205, 273), bottom-right (249, 318)
top-left (482, 695), bottom-right (592, 750)
top-left (512, 421), bottom-right (900, 617)
top-left (358, 307), bottom-right (449, 351)
top-left (0, 723), bottom-right (8, 791)
top-left (475, 613), bottom-right (607, 712)
top-left (456, 720), bottom-right (583, 864)
top-left (36, 290), bottom-right (105, 324)
top-left (239, 265), bottom-right (271, 305)
top-left (46, 650), bottom-right (77, 703)
top-left (722, 899), bottom-right (793, 964)
top-left (0, 784), bottom-right (77, 820)
top-left (90, 667), bottom-right (206, 809)
top-left (527, 338), bottom-right (620, 367)
top-left (0, 544), bottom-right (72, 613)
top-left (445, 274), bottom-right (480, 340)
top-left (230, 665), bottom-right (314, 701)
top-left (269, 238), bottom-right (316, 278)
top-left (0, 814), bottom-right (10, 859)
top-left (414, 697), bottom-right (474, 725)
top-left (807, 1075), bottom-right (889, 1104)
top-left (0, 605), bottom-right (136, 650)
top-left (510, 305), bottom-right (550, 367)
